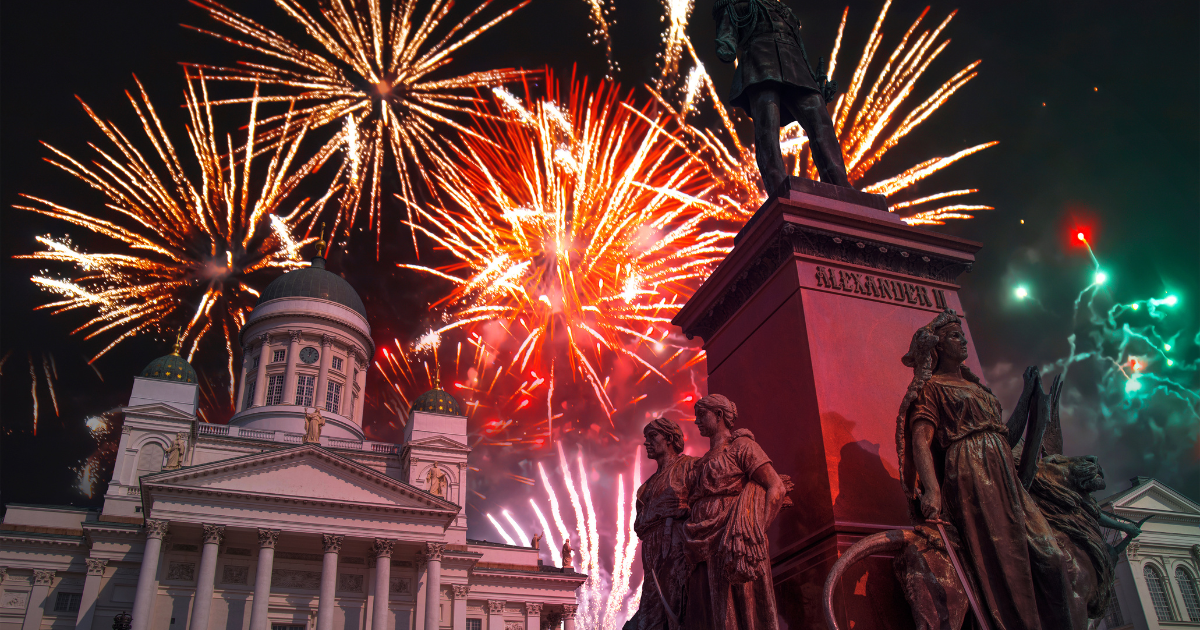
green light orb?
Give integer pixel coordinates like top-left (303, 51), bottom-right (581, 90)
top-left (1093, 271), bottom-right (1108, 285)
top-left (1014, 286), bottom-right (1029, 300)
top-left (1125, 378), bottom-right (1142, 393)
top-left (1164, 343), bottom-right (1172, 351)
top-left (1167, 359), bottom-right (1175, 367)
top-left (1165, 295), bottom-right (1179, 306)
top-left (1131, 303), bottom-right (1140, 310)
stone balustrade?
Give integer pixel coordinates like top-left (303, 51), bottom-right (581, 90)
top-left (195, 423), bottom-right (399, 454)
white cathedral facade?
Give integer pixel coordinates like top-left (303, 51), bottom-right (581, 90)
top-left (0, 252), bottom-right (583, 630)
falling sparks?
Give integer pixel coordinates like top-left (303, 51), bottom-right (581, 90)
top-left (15, 74), bottom-right (323, 398)
top-left (580, 0), bottom-right (617, 76)
top-left (651, 2), bottom-right (996, 225)
top-left (656, 0), bottom-right (696, 90)
top-left (398, 73), bottom-right (728, 418)
top-left (187, 0), bottom-right (532, 254)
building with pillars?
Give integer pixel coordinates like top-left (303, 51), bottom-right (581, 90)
top-left (0, 252), bottom-right (584, 630)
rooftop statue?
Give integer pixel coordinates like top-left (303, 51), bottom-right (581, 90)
top-left (822, 310), bottom-right (1147, 630)
top-left (712, 0), bottom-right (850, 194)
top-left (303, 407), bottom-right (325, 444)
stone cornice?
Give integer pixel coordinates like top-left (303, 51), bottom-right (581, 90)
top-left (145, 483), bottom-right (459, 519)
top-left (468, 567), bottom-right (588, 585)
top-left (0, 531), bottom-right (86, 548)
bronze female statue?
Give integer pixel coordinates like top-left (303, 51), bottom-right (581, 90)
top-left (627, 418), bottom-right (696, 630)
top-left (685, 394), bottom-right (787, 630)
top-left (896, 310), bottom-right (1072, 630)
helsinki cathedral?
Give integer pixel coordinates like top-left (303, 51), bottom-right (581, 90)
top-left (0, 249), bottom-right (583, 630)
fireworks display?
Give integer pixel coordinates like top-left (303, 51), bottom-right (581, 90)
top-left (15, 74), bottom-right (325, 400)
top-left (187, 0), bottom-right (531, 254)
top-left (397, 73), bottom-right (723, 421)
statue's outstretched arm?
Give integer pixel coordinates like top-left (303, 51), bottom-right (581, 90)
top-left (1005, 366), bottom-right (1040, 447)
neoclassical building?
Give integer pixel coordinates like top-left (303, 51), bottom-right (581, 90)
top-left (0, 251), bottom-right (583, 630)
top-left (1096, 477), bottom-right (1200, 630)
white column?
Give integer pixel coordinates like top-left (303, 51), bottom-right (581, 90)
top-left (450, 586), bottom-right (468, 630)
top-left (318, 535), bottom-right (342, 630)
top-left (315, 335), bottom-right (335, 411)
top-left (235, 344), bottom-right (252, 412)
top-left (252, 333), bottom-right (271, 407)
top-left (21, 569), bottom-right (55, 630)
top-left (370, 539), bottom-right (394, 630)
top-left (131, 520), bottom-right (168, 630)
top-left (77, 558), bottom-right (107, 630)
top-left (486, 601), bottom-right (504, 630)
top-left (352, 350), bottom-right (367, 422)
top-left (524, 603), bottom-right (541, 630)
top-left (363, 557), bottom-right (376, 630)
top-left (249, 529), bottom-right (279, 630)
top-left (283, 330), bottom-right (303, 404)
top-left (561, 604), bottom-right (577, 630)
top-left (424, 544), bottom-right (444, 630)
top-left (188, 525), bottom-right (224, 630)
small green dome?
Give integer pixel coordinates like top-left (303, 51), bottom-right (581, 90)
top-left (141, 354), bottom-right (197, 383)
top-left (412, 389), bottom-right (461, 416)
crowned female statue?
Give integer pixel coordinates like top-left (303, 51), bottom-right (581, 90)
top-left (896, 310), bottom-right (1072, 629)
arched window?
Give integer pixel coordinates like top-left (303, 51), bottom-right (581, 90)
top-left (135, 443), bottom-right (165, 479)
top-left (1144, 564), bottom-right (1175, 621)
top-left (1176, 566), bottom-right (1200, 622)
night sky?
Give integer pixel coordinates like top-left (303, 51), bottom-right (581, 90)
top-left (2, 0), bottom-right (1197, 517)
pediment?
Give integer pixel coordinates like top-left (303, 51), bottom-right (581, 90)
top-left (404, 435), bottom-right (469, 452)
top-left (1112, 482), bottom-right (1200, 515)
top-left (143, 445), bottom-right (458, 513)
top-left (123, 403), bottom-right (196, 421)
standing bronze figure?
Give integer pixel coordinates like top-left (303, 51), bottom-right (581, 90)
top-left (625, 418), bottom-right (697, 630)
top-left (896, 310), bottom-right (1073, 629)
top-left (713, 0), bottom-right (850, 193)
top-left (684, 394), bottom-right (788, 630)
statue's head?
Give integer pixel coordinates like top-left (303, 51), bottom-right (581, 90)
top-left (643, 417), bottom-right (685, 458)
top-left (694, 394), bottom-right (737, 436)
top-left (902, 309), bottom-right (968, 377)
top-left (1038, 454), bottom-right (1107, 495)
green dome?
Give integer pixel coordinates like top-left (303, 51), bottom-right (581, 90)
top-left (256, 257), bottom-right (367, 318)
top-left (412, 389), bottom-right (461, 416)
top-left (141, 354), bottom-right (197, 383)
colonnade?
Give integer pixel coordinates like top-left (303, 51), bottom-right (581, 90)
top-left (119, 521), bottom-right (570, 630)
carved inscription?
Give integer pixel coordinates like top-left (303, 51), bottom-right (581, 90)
top-left (271, 569), bottom-right (321, 589)
top-left (338, 574), bottom-right (364, 593)
top-left (814, 266), bottom-right (948, 309)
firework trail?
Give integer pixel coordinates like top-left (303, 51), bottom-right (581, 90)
top-left (656, 0), bottom-right (696, 90)
top-left (15, 74), bottom-right (325, 400)
top-left (397, 72), bottom-right (724, 420)
top-left (187, 0), bottom-right (531, 255)
top-left (580, 0), bottom-right (617, 76)
top-left (652, 1), bottom-right (997, 225)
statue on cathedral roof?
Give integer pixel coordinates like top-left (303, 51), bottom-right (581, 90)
top-left (303, 407), bottom-right (325, 444)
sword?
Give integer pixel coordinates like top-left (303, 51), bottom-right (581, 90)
top-left (927, 518), bottom-right (993, 630)
top-left (649, 568), bottom-right (681, 630)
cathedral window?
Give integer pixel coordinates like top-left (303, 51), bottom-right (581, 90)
top-left (53, 592), bottom-right (81, 613)
top-left (1177, 566), bottom-right (1200, 621)
top-left (245, 379), bottom-right (256, 408)
top-left (266, 374), bottom-right (286, 406)
top-left (1102, 584), bottom-right (1124, 627)
top-left (272, 349), bottom-right (286, 363)
top-left (331, 356), bottom-right (343, 372)
top-left (325, 381), bottom-right (342, 414)
top-left (466, 620), bottom-right (482, 630)
top-left (135, 443), bottom-right (164, 479)
top-left (1145, 564), bottom-right (1176, 621)
top-left (296, 375), bottom-right (316, 407)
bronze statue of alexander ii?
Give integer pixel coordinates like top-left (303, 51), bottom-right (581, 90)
top-left (713, 0), bottom-right (850, 193)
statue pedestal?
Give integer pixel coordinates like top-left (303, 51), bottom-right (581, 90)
top-left (672, 180), bottom-right (984, 629)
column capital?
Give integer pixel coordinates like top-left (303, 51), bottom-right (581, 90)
top-left (524, 603), bottom-right (543, 615)
top-left (321, 334), bottom-right (336, 347)
top-left (322, 534), bottom-right (344, 554)
top-left (372, 538), bottom-right (395, 559)
top-left (456, 462), bottom-right (469, 471)
top-left (85, 558), bottom-right (108, 576)
top-left (425, 542), bottom-right (446, 561)
top-left (451, 584), bottom-right (470, 599)
top-left (257, 528), bottom-right (280, 549)
top-left (32, 569), bottom-right (55, 586)
top-left (289, 330), bottom-right (303, 343)
top-left (561, 604), bottom-right (578, 616)
top-left (0, 567), bottom-right (7, 583)
top-left (202, 524), bottom-right (225, 546)
top-left (122, 425), bottom-right (133, 435)
top-left (145, 519), bottom-right (169, 539)
top-left (487, 601), bottom-right (506, 615)
top-left (259, 332), bottom-right (271, 344)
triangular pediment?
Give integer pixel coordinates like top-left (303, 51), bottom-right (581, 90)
top-left (143, 445), bottom-right (458, 513)
top-left (123, 403), bottom-right (195, 421)
top-left (404, 435), bottom-right (469, 452)
top-left (1110, 481), bottom-right (1200, 515)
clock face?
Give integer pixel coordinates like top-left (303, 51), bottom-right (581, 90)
top-left (299, 347), bottom-right (320, 364)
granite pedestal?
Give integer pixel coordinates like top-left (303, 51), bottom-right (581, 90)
top-left (672, 179), bottom-right (984, 629)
